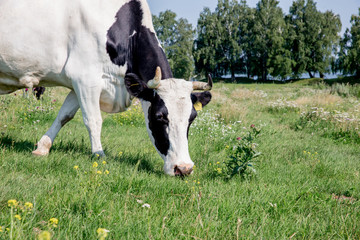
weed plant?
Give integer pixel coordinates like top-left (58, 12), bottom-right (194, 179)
top-left (211, 125), bottom-right (261, 179)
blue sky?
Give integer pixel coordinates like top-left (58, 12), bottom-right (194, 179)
top-left (148, 0), bottom-right (359, 35)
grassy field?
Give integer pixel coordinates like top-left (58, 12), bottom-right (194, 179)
top-left (0, 79), bottom-right (359, 239)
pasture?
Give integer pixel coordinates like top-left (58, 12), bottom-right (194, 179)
top-left (0, 79), bottom-right (359, 239)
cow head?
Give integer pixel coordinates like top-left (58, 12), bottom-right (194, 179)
top-left (125, 67), bottom-right (212, 176)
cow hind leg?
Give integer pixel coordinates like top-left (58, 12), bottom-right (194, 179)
top-left (33, 91), bottom-right (79, 156)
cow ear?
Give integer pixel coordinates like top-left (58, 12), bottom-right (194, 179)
top-left (125, 73), bottom-right (154, 101)
top-left (191, 92), bottom-right (212, 111)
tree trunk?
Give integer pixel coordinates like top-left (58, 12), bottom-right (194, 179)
top-left (356, 70), bottom-right (360, 78)
top-left (319, 72), bottom-right (324, 78)
top-left (231, 69), bottom-right (236, 83)
top-left (262, 70), bottom-right (267, 81)
top-left (308, 71), bottom-right (314, 78)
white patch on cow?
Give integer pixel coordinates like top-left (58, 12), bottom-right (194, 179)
top-left (33, 135), bottom-right (52, 156)
top-left (100, 76), bottom-right (132, 113)
top-left (141, 79), bottom-right (195, 176)
top-left (138, 0), bottom-right (156, 33)
top-left (129, 30), bottom-right (137, 38)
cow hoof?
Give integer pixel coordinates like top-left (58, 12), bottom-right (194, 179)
top-left (32, 149), bottom-right (49, 156)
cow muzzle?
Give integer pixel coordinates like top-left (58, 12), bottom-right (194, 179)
top-left (174, 164), bottom-right (193, 177)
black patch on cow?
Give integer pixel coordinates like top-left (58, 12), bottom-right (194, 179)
top-left (187, 107), bottom-right (197, 138)
top-left (106, 0), bottom-right (173, 82)
top-left (188, 91), bottom-right (212, 138)
top-left (124, 73), bottom-right (154, 101)
top-left (124, 72), bottom-right (170, 155)
top-left (148, 94), bottom-right (170, 155)
top-left (191, 91), bottom-right (212, 107)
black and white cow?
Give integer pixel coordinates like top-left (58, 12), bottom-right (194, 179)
top-left (0, 0), bottom-right (212, 176)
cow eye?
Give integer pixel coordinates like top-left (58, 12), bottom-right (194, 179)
top-left (155, 112), bottom-right (163, 120)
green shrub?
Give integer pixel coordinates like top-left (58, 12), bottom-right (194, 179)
top-left (211, 125), bottom-right (261, 179)
top-left (295, 107), bottom-right (360, 143)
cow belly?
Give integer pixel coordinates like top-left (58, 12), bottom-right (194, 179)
top-left (0, 73), bottom-right (20, 94)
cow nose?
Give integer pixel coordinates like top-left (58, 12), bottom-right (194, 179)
top-left (174, 164), bottom-right (193, 177)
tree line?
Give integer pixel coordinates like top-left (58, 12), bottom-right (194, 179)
top-left (153, 0), bottom-right (360, 81)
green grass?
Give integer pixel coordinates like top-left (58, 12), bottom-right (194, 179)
top-left (0, 82), bottom-right (359, 239)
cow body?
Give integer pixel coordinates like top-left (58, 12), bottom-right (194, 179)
top-left (0, 0), bottom-right (147, 110)
top-left (0, 0), bottom-right (211, 176)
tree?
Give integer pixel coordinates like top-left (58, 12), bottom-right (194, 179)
top-left (153, 10), bottom-right (195, 79)
top-left (287, 0), bottom-right (341, 78)
top-left (214, 0), bottom-right (247, 81)
top-left (336, 9), bottom-right (360, 77)
top-left (249, 0), bottom-right (291, 80)
top-left (193, 7), bottom-right (220, 77)
top-left (194, 0), bottom-right (249, 81)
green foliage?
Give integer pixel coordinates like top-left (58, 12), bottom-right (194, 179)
top-left (192, 0), bottom-right (344, 81)
top-left (295, 107), bottom-right (360, 143)
top-left (250, 0), bottom-right (292, 80)
top-left (225, 125), bottom-right (261, 179)
top-left (193, 0), bottom-right (250, 80)
top-left (153, 11), bottom-right (195, 79)
top-left (111, 99), bottom-right (144, 127)
top-left (336, 8), bottom-right (360, 77)
top-left (286, 0), bottom-right (341, 78)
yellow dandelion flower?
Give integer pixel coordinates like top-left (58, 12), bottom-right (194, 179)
top-left (49, 218), bottom-right (58, 227)
top-left (93, 162), bottom-right (98, 168)
top-left (97, 170), bottom-right (102, 175)
top-left (102, 161), bottom-right (107, 165)
top-left (0, 226), bottom-right (3, 232)
top-left (185, 181), bottom-right (188, 184)
top-left (105, 170), bottom-right (109, 175)
top-left (73, 165), bottom-right (79, 170)
top-left (6, 228), bottom-right (9, 232)
top-left (38, 230), bottom-right (51, 240)
top-left (209, 163), bottom-right (212, 166)
top-left (96, 154), bottom-right (100, 158)
top-left (217, 168), bottom-right (222, 174)
top-left (225, 145), bottom-right (230, 149)
top-left (7, 199), bottom-right (18, 207)
top-left (97, 228), bottom-right (110, 240)
top-left (24, 202), bottom-right (33, 210)
top-left (216, 162), bottom-right (220, 165)
top-left (197, 181), bottom-right (200, 184)
top-left (118, 151), bottom-right (123, 157)
top-left (15, 215), bottom-right (21, 220)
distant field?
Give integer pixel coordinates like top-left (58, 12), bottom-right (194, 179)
top-left (0, 79), bottom-right (359, 239)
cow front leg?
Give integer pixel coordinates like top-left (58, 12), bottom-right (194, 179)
top-left (73, 85), bottom-right (104, 157)
top-left (33, 91), bottom-right (80, 156)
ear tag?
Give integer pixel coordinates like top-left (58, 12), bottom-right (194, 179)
top-left (194, 101), bottom-right (203, 111)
